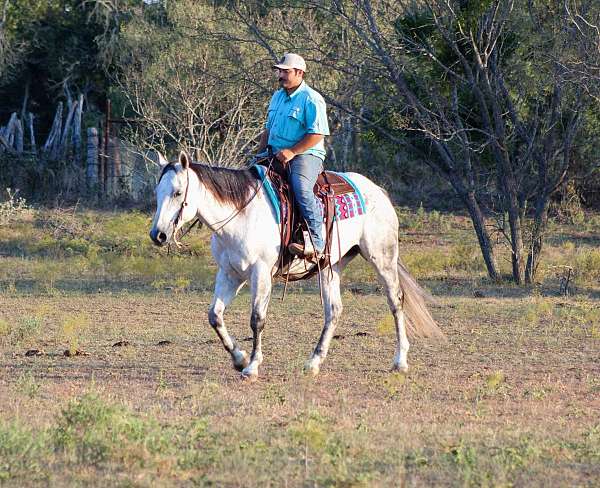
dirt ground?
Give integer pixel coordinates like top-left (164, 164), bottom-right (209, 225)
top-left (1, 281), bottom-right (599, 486)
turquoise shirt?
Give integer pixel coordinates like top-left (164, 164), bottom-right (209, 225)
top-left (265, 81), bottom-right (329, 160)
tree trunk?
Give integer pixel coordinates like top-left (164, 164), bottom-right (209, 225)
top-left (506, 196), bottom-right (525, 284)
top-left (4, 112), bottom-right (16, 147)
top-left (351, 108), bottom-right (363, 165)
top-left (463, 190), bottom-right (500, 281)
top-left (446, 170), bottom-right (500, 280)
top-left (14, 117), bottom-right (23, 154)
top-left (43, 102), bottom-right (63, 159)
top-left (498, 162), bottom-right (526, 284)
top-left (340, 115), bottom-right (351, 171)
top-left (60, 100), bottom-right (78, 159)
top-left (525, 194), bottom-right (550, 284)
top-left (20, 82), bottom-right (29, 122)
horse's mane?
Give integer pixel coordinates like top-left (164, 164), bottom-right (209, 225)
top-left (160, 163), bottom-right (258, 211)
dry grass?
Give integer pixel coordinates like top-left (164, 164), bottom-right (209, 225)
top-left (0, 208), bottom-right (599, 486)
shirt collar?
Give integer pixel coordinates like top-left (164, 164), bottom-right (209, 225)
top-left (284, 81), bottom-right (306, 100)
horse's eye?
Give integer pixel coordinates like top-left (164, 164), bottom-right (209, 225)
top-left (174, 190), bottom-right (182, 198)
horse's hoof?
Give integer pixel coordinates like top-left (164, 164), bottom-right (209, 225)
top-left (391, 363), bottom-right (408, 373)
top-left (303, 359), bottom-right (320, 377)
top-left (232, 351), bottom-right (249, 371)
top-left (240, 369), bottom-right (258, 383)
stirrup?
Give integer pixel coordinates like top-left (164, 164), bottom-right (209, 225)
top-left (288, 230), bottom-right (323, 259)
top-left (288, 241), bottom-right (316, 257)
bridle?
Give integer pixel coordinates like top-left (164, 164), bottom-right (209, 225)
top-left (171, 165), bottom-right (191, 245)
top-left (163, 156), bottom-right (274, 248)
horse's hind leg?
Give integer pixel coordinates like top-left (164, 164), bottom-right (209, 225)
top-left (208, 268), bottom-right (248, 371)
top-left (305, 263), bottom-right (343, 376)
top-left (241, 263), bottom-right (272, 381)
top-left (362, 240), bottom-right (410, 372)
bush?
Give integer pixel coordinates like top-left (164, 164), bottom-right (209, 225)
top-left (574, 249), bottom-right (600, 283)
top-left (0, 188), bottom-right (30, 226)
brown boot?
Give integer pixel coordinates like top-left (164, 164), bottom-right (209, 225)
top-left (289, 230), bottom-right (324, 258)
top-left (288, 241), bottom-right (315, 257)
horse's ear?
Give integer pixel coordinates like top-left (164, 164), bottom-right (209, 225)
top-left (179, 151), bottom-right (191, 169)
top-left (157, 151), bottom-right (169, 168)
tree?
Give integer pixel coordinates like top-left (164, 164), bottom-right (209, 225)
top-left (563, 0), bottom-right (600, 101)
top-left (222, 0), bottom-right (596, 283)
top-left (0, 0), bottom-right (24, 85)
top-left (0, 0), bottom-right (134, 130)
top-left (113, 0), bottom-right (269, 165)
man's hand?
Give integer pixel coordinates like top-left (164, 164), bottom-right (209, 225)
top-left (276, 148), bottom-right (296, 164)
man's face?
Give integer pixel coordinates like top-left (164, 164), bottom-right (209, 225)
top-left (276, 68), bottom-right (303, 90)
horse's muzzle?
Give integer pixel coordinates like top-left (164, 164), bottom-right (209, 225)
top-left (149, 228), bottom-right (168, 246)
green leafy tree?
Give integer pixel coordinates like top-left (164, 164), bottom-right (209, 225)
top-left (0, 0), bottom-right (133, 130)
top-left (226, 0), bottom-right (598, 283)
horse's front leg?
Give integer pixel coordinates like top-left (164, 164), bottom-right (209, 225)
top-left (208, 268), bottom-right (248, 371)
top-left (305, 264), bottom-right (343, 376)
top-left (241, 264), bottom-right (272, 382)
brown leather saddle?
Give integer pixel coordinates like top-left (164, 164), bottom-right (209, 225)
top-left (257, 157), bottom-right (354, 281)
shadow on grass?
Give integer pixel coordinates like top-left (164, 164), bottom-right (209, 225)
top-left (0, 279), bottom-right (215, 295)
top-left (3, 274), bottom-right (598, 301)
top-left (544, 231), bottom-right (600, 247)
top-left (0, 358), bottom-right (209, 386)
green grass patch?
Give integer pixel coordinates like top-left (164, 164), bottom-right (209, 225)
top-left (2, 403), bottom-right (595, 487)
top-left (0, 315), bottom-right (43, 347)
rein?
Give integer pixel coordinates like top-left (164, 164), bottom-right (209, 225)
top-left (171, 166), bottom-right (191, 247)
top-left (167, 157), bottom-right (274, 247)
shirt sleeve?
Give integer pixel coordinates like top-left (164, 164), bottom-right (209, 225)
top-left (304, 95), bottom-right (330, 136)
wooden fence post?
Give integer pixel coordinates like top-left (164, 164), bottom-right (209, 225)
top-left (86, 127), bottom-right (99, 188)
top-left (72, 94), bottom-right (83, 163)
top-left (15, 117), bottom-right (23, 154)
top-left (42, 102), bottom-right (62, 159)
top-left (27, 112), bottom-right (36, 155)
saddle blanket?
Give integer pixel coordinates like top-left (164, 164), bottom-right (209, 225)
top-left (253, 165), bottom-right (366, 224)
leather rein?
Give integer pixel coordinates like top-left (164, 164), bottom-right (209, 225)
top-left (165, 158), bottom-right (274, 247)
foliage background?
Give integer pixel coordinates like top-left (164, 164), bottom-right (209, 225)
top-left (0, 0), bottom-right (599, 282)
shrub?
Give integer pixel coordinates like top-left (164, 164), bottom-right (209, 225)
top-left (0, 421), bottom-right (48, 481)
top-left (574, 249), bottom-right (600, 283)
top-left (52, 394), bottom-right (181, 467)
top-left (0, 188), bottom-right (30, 227)
top-left (398, 204), bottom-right (451, 232)
top-left (447, 243), bottom-right (483, 272)
top-left (8, 316), bottom-right (43, 346)
top-left (62, 314), bottom-right (89, 355)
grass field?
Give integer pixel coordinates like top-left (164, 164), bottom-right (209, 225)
top-left (0, 205), bottom-right (599, 486)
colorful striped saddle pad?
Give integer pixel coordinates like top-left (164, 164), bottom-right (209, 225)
top-left (253, 165), bottom-right (366, 224)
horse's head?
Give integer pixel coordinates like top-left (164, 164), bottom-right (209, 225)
top-left (149, 151), bottom-right (198, 246)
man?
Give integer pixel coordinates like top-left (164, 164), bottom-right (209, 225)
top-left (256, 53), bottom-right (330, 258)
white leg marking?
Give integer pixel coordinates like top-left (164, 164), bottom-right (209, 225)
top-left (305, 265), bottom-right (343, 376)
top-left (392, 308), bottom-right (409, 373)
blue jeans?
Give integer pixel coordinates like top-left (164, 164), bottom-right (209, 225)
top-left (288, 154), bottom-right (325, 251)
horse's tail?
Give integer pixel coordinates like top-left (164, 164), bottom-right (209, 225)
top-left (397, 259), bottom-right (446, 340)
